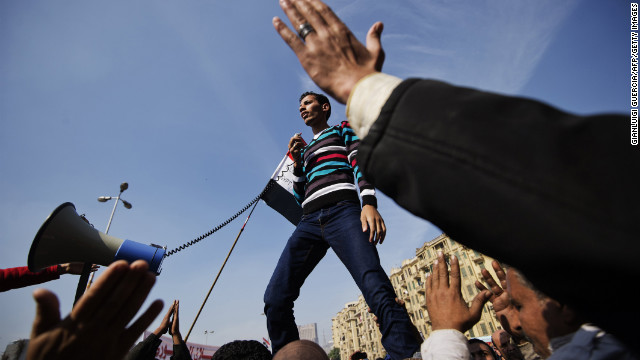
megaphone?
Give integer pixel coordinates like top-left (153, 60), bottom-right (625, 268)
top-left (28, 202), bottom-right (166, 275)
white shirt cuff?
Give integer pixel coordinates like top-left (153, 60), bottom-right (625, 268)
top-left (421, 329), bottom-right (470, 360)
top-left (346, 72), bottom-right (402, 139)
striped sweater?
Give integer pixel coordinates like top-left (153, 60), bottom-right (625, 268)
top-left (293, 121), bottom-right (377, 214)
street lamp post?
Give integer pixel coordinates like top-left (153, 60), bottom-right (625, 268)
top-left (98, 182), bottom-right (133, 233)
top-left (85, 182), bottom-right (133, 290)
top-left (205, 330), bottom-right (214, 345)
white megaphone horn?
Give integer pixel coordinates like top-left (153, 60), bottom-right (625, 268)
top-left (28, 202), bottom-right (166, 275)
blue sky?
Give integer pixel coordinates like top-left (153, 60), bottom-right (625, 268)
top-left (0, 0), bottom-right (629, 352)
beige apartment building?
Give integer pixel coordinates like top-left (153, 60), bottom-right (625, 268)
top-left (332, 234), bottom-right (503, 360)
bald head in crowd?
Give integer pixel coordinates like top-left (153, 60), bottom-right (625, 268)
top-left (492, 329), bottom-right (524, 360)
top-left (273, 340), bottom-right (329, 360)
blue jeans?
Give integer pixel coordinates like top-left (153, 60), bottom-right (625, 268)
top-left (263, 201), bottom-right (420, 359)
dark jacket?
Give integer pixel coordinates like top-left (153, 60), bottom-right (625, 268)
top-left (358, 78), bottom-right (639, 354)
top-left (125, 334), bottom-right (192, 360)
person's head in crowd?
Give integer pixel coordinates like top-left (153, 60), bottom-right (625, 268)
top-left (506, 268), bottom-right (582, 358)
top-left (349, 350), bottom-right (367, 360)
top-left (491, 329), bottom-right (523, 360)
top-left (272, 340), bottom-right (329, 360)
top-left (211, 340), bottom-right (272, 360)
top-left (493, 299), bottom-right (525, 342)
top-left (468, 338), bottom-right (498, 360)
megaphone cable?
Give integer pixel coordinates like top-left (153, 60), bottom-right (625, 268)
top-left (164, 181), bottom-right (274, 257)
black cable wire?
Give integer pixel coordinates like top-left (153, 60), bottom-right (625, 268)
top-left (164, 181), bottom-right (273, 257)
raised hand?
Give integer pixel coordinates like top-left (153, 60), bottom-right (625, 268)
top-left (27, 260), bottom-right (163, 360)
top-left (475, 260), bottom-right (510, 313)
top-left (426, 252), bottom-right (491, 332)
top-left (171, 300), bottom-right (181, 339)
top-left (273, 0), bottom-right (385, 104)
top-left (156, 300), bottom-right (176, 336)
top-left (475, 260), bottom-right (524, 338)
top-left (59, 263), bottom-right (99, 275)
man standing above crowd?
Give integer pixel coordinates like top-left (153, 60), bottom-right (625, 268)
top-left (263, 91), bottom-right (420, 359)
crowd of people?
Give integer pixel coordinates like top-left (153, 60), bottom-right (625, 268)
top-left (2, 0), bottom-right (637, 359)
top-left (269, 0), bottom-right (637, 358)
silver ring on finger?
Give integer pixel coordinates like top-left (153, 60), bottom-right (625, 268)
top-left (297, 22), bottom-right (315, 40)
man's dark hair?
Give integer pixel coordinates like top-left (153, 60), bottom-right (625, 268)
top-left (211, 340), bottom-right (272, 360)
top-left (299, 91), bottom-right (331, 120)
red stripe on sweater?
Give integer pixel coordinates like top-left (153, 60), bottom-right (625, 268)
top-left (317, 153), bottom-right (347, 162)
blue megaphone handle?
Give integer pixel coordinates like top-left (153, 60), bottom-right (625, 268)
top-left (114, 240), bottom-right (166, 275)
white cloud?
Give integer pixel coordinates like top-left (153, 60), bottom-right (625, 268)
top-left (331, 0), bottom-right (580, 94)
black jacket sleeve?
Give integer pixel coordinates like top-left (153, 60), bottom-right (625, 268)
top-left (171, 340), bottom-right (192, 360)
top-left (358, 79), bottom-right (639, 351)
top-left (124, 334), bottom-right (162, 360)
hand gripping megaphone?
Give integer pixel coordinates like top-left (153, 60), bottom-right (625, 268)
top-left (28, 202), bottom-right (166, 275)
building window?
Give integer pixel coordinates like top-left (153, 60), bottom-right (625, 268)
top-left (469, 328), bottom-right (475, 337)
top-left (467, 285), bottom-right (474, 296)
top-left (461, 267), bottom-right (467, 277)
top-left (480, 323), bottom-right (488, 336)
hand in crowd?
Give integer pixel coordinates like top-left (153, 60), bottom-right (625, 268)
top-left (58, 263), bottom-right (99, 275)
top-left (171, 300), bottom-right (183, 343)
top-left (475, 261), bottom-right (524, 339)
top-left (360, 205), bottom-right (386, 245)
top-left (273, 0), bottom-right (385, 103)
top-left (154, 300), bottom-right (177, 336)
top-left (426, 252), bottom-right (491, 332)
top-left (27, 260), bottom-right (163, 360)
